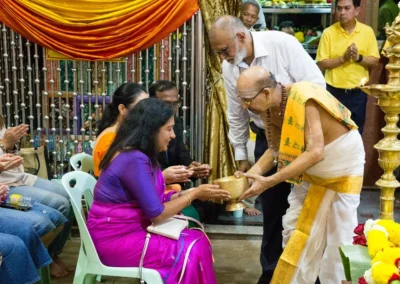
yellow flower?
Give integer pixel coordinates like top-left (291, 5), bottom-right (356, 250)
top-left (371, 262), bottom-right (399, 284)
top-left (367, 230), bottom-right (390, 258)
top-left (372, 248), bottom-right (400, 266)
top-left (378, 220), bottom-right (400, 247)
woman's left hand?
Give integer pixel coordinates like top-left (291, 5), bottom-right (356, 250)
top-left (238, 172), bottom-right (277, 201)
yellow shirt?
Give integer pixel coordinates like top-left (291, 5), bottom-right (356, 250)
top-left (316, 20), bottom-right (380, 89)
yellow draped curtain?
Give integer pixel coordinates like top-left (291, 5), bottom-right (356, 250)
top-left (0, 0), bottom-right (199, 60)
top-left (200, 0), bottom-right (242, 181)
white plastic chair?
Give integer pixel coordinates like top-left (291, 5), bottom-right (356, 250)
top-left (62, 171), bottom-right (163, 284)
top-left (70, 153), bottom-right (94, 173)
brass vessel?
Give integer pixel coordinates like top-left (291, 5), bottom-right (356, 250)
top-left (359, 17), bottom-right (400, 220)
top-left (213, 176), bottom-right (248, 211)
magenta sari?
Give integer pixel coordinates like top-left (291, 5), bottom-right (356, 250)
top-left (87, 151), bottom-right (216, 284)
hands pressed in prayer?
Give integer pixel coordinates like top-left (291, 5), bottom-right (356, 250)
top-left (188, 161), bottom-right (212, 179)
top-left (238, 172), bottom-right (277, 201)
top-left (344, 43), bottom-right (359, 62)
top-left (349, 43), bottom-right (359, 60)
top-left (2, 124), bottom-right (29, 149)
top-left (163, 165), bottom-right (194, 184)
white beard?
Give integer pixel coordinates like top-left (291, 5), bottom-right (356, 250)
top-left (232, 42), bottom-right (247, 66)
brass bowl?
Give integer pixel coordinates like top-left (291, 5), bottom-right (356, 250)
top-left (213, 175), bottom-right (248, 211)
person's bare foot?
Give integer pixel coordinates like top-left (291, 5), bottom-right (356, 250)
top-left (244, 207), bottom-right (261, 216)
top-left (50, 261), bottom-right (69, 278)
top-left (54, 255), bottom-right (75, 272)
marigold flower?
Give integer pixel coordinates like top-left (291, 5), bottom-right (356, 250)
top-left (367, 230), bottom-right (390, 258)
top-left (371, 262), bottom-right (399, 284)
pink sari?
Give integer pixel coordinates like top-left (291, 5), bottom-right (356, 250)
top-left (87, 170), bottom-right (216, 284)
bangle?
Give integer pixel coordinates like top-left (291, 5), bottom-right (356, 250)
top-left (186, 194), bottom-right (192, 207)
top-left (339, 56), bottom-right (344, 64)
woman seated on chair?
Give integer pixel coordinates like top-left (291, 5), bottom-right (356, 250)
top-left (87, 98), bottom-right (231, 284)
top-left (93, 82), bottom-right (149, 177)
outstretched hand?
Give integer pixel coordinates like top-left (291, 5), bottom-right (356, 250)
top-left (238, 172), bottom-right (276, 201)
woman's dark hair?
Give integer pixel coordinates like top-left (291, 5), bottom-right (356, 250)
top-left (100, 98), bottom-right (174, 170)
top-left (97, 82), bottom-right (147, 135)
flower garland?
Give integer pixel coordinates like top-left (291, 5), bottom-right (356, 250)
top-left (353, 219), bottom-right (400, 284)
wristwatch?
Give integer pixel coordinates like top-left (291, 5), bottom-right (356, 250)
top-left (356, 54), bottom-right (363, 63)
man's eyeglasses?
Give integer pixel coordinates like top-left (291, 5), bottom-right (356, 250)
top-left (168, 100), bottom-right (182, 108)
top-left (241, 73), bottom-right (276, 106)
top-left (213, 35), bottom-right (237, 56)
top-left (241, 88), bottom-right (264, 106)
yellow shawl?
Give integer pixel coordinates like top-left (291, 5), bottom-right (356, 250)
top-left (278, 82), bottom-right (358, 184)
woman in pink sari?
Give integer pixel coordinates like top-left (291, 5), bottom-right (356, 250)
top-left (87, 98), bottom-right (231, 284)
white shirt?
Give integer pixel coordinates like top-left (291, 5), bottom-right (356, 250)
top-left (223, 31), bottom-right (326, 161)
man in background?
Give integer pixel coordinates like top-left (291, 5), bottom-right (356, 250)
top-left (316, 0), bottom-right (379, 134)
top-left (279, 21), bottom-right (295, 36)
top-left (149, 80), bottom-right (214, 222)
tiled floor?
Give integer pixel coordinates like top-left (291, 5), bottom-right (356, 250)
top-left (50, 188), bottom-right (394, 284)
top-left (52, 238), bottom-right (262, 284)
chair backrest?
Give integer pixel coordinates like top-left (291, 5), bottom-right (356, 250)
top-left (62, 171), bottom-right (101, 264)
top-left (70, 153), bottom-right (94, 173)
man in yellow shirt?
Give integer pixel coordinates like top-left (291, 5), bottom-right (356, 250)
top-left (316, 0), bottom-right (379, 134)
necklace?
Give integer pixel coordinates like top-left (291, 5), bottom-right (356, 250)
top-left (265, 83), bottom-right (288, 167)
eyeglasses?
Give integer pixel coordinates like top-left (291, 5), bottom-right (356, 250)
top-left (241, 87), bottom-right (265, 106)
top-left (168, 100), bottom-right (182, 108)
top-left (241, 73), bottom-right (276, 106)
top-left (213, 35), bottom-right (237, 56)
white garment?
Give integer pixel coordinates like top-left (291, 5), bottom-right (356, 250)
top-left (223, 31), bottom-right (326, 161)
top-left (282, 130), bottom-right (365, 284)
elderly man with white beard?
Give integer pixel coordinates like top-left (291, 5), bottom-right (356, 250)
top-left (208, 15), bottom-right (325, 284)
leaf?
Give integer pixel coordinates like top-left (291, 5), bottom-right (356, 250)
top-left (340, 245), bottom-right (372, 284)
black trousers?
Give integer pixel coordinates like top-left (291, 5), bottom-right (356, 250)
top-left (327, 84), bottom-right (367, 135)
top-left (254, 130), bottom-right (291, 284)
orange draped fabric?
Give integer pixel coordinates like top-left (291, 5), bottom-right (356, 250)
top-left (0, 0), bottom-right (199, 60)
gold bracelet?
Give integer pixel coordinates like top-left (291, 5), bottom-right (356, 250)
top-left (186, 194), bottom-right (192, 207)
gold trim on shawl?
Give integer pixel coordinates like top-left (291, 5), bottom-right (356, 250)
top-left (271, 175), bottom-right (363, 283)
